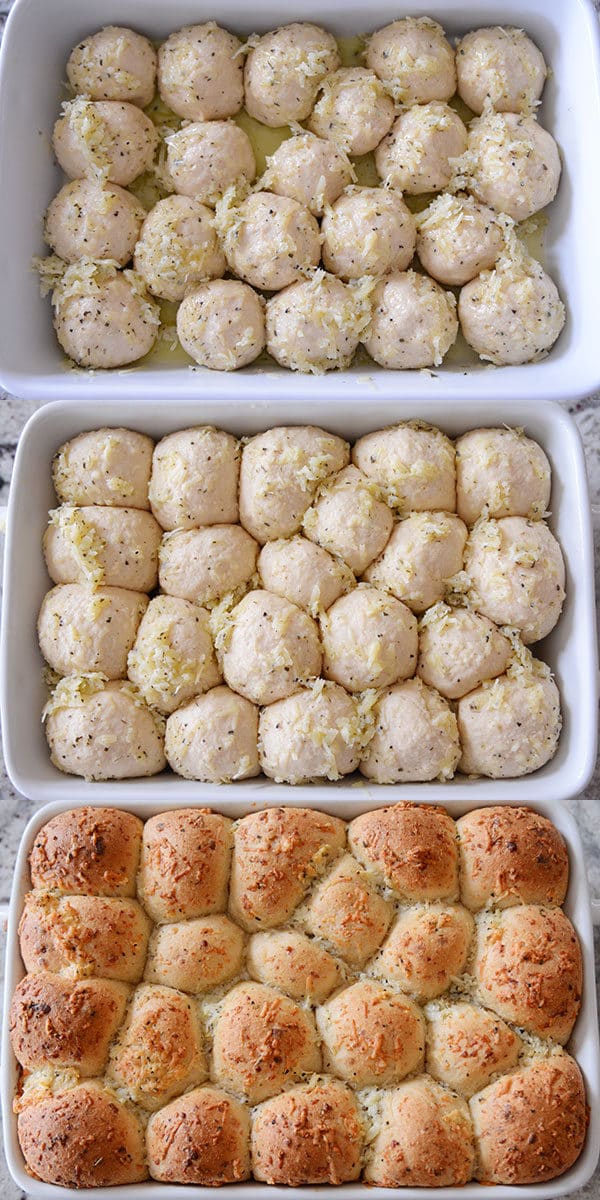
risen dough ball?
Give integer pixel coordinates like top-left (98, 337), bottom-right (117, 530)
top-left (360, 678), bottom-right (460, 783)
top-left (44, 677), bottom-right (165, 780)
top-left (376, 104), bottom-right (467, 194)
top-left (166, 120), bottom-right (256, 203)
top-left (367, 17), bottom-right (456, 104)
top-left (221, 589), bottom-right (321, 705)
top-left (365, 511), bottom-right (467, 613)
top-left (459, 257), bottom-right (565, 365)
top-left (177, 280), bottom-right (265, 371)
top-left (464, 112), bottom-right (561, 221)
top-left (266, 275), bottom-right (366, 373)
top-left (244, 22), bottom-right (340, 127)
top-left (43, 504), bottom-right (161, 592)
top-left (373, 904), bottom-right (473, 1001)
top-left (53, 99), bottom-right (157, 186)
top-left (38, 583), bottom-right (148, 678)
top-left (165, 686), bottom-right (259, 782)
top-left (416, 193), bottom-right (503, 286)
top-left (127, 594), bottom-right (220, 714)
top-left (134, 195), bottom-right (225, 303)
top-left (465, 516), bottom-right (565, 641)
top-left (67, 26), bottom-right (157, 107)
top-left (258, 536), bottom-right (353, 615)
top-left (348, 803), bottom-right (459, 902)
top-left (303, 854), bottom-right (392, 967)
top-left (259, 682), bottom-right (360, 783)
top-left (417, 603), bottom-right (512, 699)
top-left (138, 809), bottom-right (232, 923)
top-left (457, 26), bottom-right (547, 115)
top-left (159, 525), bottom-right (257, 604)
top-left (219, 191), bottom-right (320, 291)
top-left (247, 930), bottom-right (342, 1004)
top-left (322, 586), bottom-right (417, 692)
top-left (45, 180), bottom-right (145, 265)
top-left (29, 806), bottom-right (143, 897)
top-left (107, 984), bottom-right (206, 1110)
top-left (19, 891), bottom-right (150, 982)
top-left (150, 427), bottom-right (240, 530)
top-left (158, 23), bottom-right (243, 121)
top-left (457, 667), bottom-right (561, 777)
top-left (147, 1087), bottom-right (251, 1186)
top-left (53, 427), bottom-right (153, 510)
top-left (263, 133), bottom-right (352, 217)
top-left (10, 973), bottom-right (129, 1076)
top-left (362, 271), bottom-right (458, 369)
top-left (426, 1002), bottom-right (521, 1097)
top-left (252, 1079), bottom-right (363, 1185)
top-left (303, 465), bottom-right (393, 573)
top-left (317, 980), bottom-right (425, 1087)
top-left (322, 188), bottom-right (416, 281)
top-left (456, 427), bottom-right (551, 524)
top-left (308, 67), bottom-right (395, 155)
top-left (353, 422), bottom-right (455, 512)
top-left (239, 426), bottom-right (349, 544)
top-left (146, 915), bottom-right (244, 994)
top-left (365, 1078), bottom-right (475, 1187)
top-left (212, 982), bottom-right (321, 1103)
top-left (52, 262), bottom-right (159, 369)
top-left (457, 805), bottom-right (569, 911)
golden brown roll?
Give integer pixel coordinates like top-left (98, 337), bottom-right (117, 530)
top-left (373, 903), bottom-right (474, 1000)
top-left (247, 929), bottom-right (343, 1004)
top-left (470, 1054), bottom-right (587, 1184)
top-left (228, 807), bottom-right (345, 932)
top-left (138, 809), bottom-right (232, 923)
top-left (29, 806), bottom-right (143, 897)
top-left (303, 853), bottom-right (392, 967)
top-left (252, 1078), bottom-right (363, 1185)
top-left (317, 980), bottom-right (425, 1086)
top-left (348, 802), bottom-right (459, 902)
top-left (145, 915), bottom-right (244, 994)
top-left (212, 982), bottom-right (321, 1103)
top-left (107, 983), bottom-right (207, 1110)
top-left (147, 1086), bottom-right (251, 1184)
top-left (365, 1076), bottom-right (475, 1186)
top-left (474, 905), bottom-right (582, 1044)
top-left (17, 1081), bottom-right (148, 1186)
top-left (457, 805), bottom-right (569, 911)
top-left (426, 1001), bottom-right (521, 1097)
top-left (10, 972), bottom-right (129, 1075)
top-left (19, 893), bottom-right (151, 983)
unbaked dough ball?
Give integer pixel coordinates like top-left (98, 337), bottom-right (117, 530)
top-left (159, 525), bottom-right (258, 604)
top-left (138, 809), bottom-right (232, 923)
top-left (373, 903), bottom-right (474, 1001)
top-left (321, 586), bottom-right (417, 692)
top-left (367, 17), bottom-right (456, 104)
top-left (67, 25), bottom-right (157, 107)
top-left (165, 686), bottom-right (259, 782)
top-left (219, 191), bottom-right (320, 291)
top-left (127, 594), bottom-right (220, 715)
top-left (308, 67), bottom-right (395, 155)
top-left (44, 677), bottom-right (166, 780)
top-left (53, 98), bottom-right (157, 186)
top-left (465, 516), bottom-right (565, 641)
top-left (416, 193), bottom-right (503, 286)
top-left (166, 120), bottom-right (256, 203)
top-left (239, 426), bottom-right (349, 543)
top-left (457, 26), bottom-right (547, 115)
top-left (38, 583), bottom-right (148, 678)
top-left (158, 23), bottom-right (243, 121)
top-left (317, 980), bottom-right (425, 1087)
top-left (359, 678), bottom-right (460, 783)
top-left (51, 262), bottom-right (159, 369)
top-left (251, 1079), bottom-right (363, 1186)
top-left (365, 511), bottom-right (467, 613)
top-left (221, 589), bottom-right (321, 705)
top-left (266, 275), bottom-right (367, 373)
top-left (43, 504), bottom-right (161, 592)
top-left (146, 915), bottom-right (243, 994)
top-left (417, 603), bottom-right (512, 699)
top-left (457, 666), bottom-right (561, 778)
top-left (258, 535), bottom-right (353, 616)
top-left (177, 280), bottom-right (265, 371)
top-left (464, 112), bottom-right (561, 222)
top-left (362, 271), bottom-right (458, 369)
top-left (353, 422), bottom-right (455, 512)
top-left (212, 982), bottom-right (321, 1103)
top-left (376, 104), bottom-right (467, 194)
top-left (322, 188), bottom-right (416, 281)
top-left (147, 1087), bottom-right (251, 1186)
top-left (52, 427), bottom-right (154, 510)
top-left (303, 854), bottom-right (392, 967)
top-left (45, 180), bottom-right (145, 265)
top-left (426, 1002), bottom-right (521, 1097)
top-left (303, 464), bottom-right (393, 573)
top-left (365, 1077), bottom-right (475, 1188)
top-left (263, 133), bottom-right (352, 217)
top-left (459, 256), bottom-right (565, 365)
top-left (457, 805), bottom-right (569, 912)
top-left (259, 681), bottom-right (360, 783)
top-left (134, 195), bottom-right (225, 303)
top-left (107, 984), bottom-right (206, 1111)
top-left (150, 427), bottom-right (240, 530)
top-left (456, 427), bottom-right (551, 525)
top-left (244, 22), bottom-right (340, 127)
top-left (247, 930), bottom-right (343, 1004)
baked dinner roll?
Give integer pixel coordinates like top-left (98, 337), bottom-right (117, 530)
top-left (247, 930), bottom-right (343, 1004)
top-left (229, 807), bottom-right (345, 932)
top-left (465, 517), bottom-right (565, 643)
top-left (302, 854), bottom-right (392, 967)
top-left (239, 426), bottom-right (349, 544)
top-left (138, 809), bottom-right (232, 924)
top-left (10, 973), bottom-right (129, 1075)
top-left (145, 914), bottom-right (244, 994)
top-left (17, 1081), bottom-right (148, 1187)
top-left (147, 1086), bottom-right (251, 1184)
top-left (212, 982), bottom-right (321, 1103)
top-left (149, 427), bottom-right (240, 531)
top-left (43, 505), bottom-right (162, 592)
top-left (252, 1078), bottom-right (363, 1185)
top-left (317, 980), bottom-right (425, 1086)
top-left (457, 806), bottom-right (569, 911)
top-left (38, 584), bottom-right (148, 679)
top-left (364, 511), bottom-right (467, 613)
top-left (44, 677), bottom-right (166, 781)
top-left (470, 1054), bottom-right (587, 1185)
top-left (258, 535), bottom-right (354, 616)
top-left (373, 903), bottom-right (474, 1001)
top-left (348, 803), bottom-right (459, 902)
top-left (19, 893), bottom-right (150, 983)
top-left (353, 421), bottom-right (456, 513)
top-left (474, 905), bottom-right (582, 1043)
top-left (166, 687), bottom-right (260, 783)
top-left (456, 427), bottom-right (551, 526)
top-left (426, 1001), bottom-right (521, 1097)
top-left (321, 586), bottom-right (417, 692)
top-left (417, 603), bottom-right (512, 700)
top-left (358, 678), bottom-right (460, 783)
top-left (220, 589), bottom-right (322, 706)
top-left (29, 806), bottom-right (143, 897)
top-left (258, 682), bottom-right (361, 784)
top-left (127, 594), bottom-right (220, 715)
top-left (107, 983), bottom-right (206, 1110)
top-left (52, 427), bottom-right (153, 510)
top-left (365, 1076), bottom-right (475, 1187)
top-left (159, 525), bottom-right (258, 605)
top-left (303, 465), bottom-right (393, 575)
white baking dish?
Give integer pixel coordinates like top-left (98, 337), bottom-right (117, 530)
top-left (2, 795), bottom-right (599, 1200)
top-left (0, 0), bottom-right (599, 402)
top-left (0, 396), bottom-right (597, 805)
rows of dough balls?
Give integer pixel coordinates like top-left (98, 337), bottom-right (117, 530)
top-left (42, 18), bottom-right (564, 372)
top-left (39, 422), bottom-right (565, 783)
top-left (11, 804), bottom-right (585, 1190)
